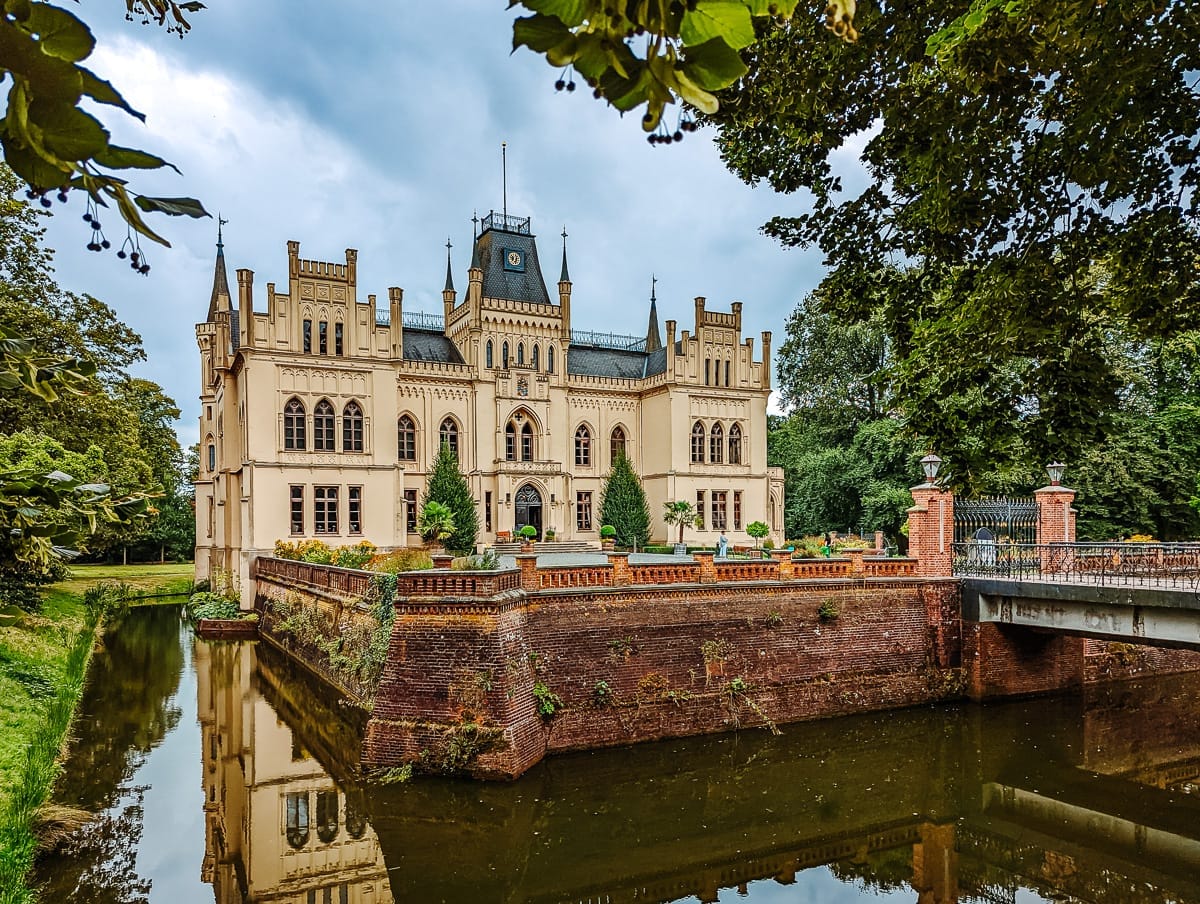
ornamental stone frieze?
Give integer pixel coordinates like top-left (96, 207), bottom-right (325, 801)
top-left (496, 460), bottom-right (563, 476)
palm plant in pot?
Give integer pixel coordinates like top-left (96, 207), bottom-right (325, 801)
top-left (662, 500), bottom-right (702, 556)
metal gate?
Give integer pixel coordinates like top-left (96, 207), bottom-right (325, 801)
top-left (954, 496), bottom-right (1038, 544)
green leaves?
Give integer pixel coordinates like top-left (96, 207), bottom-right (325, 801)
top-left (0, 1), bottom-right (208, 253)
top-left (510, 0), bottom-right (848, 131)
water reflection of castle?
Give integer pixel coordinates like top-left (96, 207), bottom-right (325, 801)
top-left (195, 640), bottom-right (392, 904)
top-left (194, 632), bottom-right (1200, 904)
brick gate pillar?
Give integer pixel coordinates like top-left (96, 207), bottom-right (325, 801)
top-left (908, 475), bottom-right (955, 578)
top-left (1035, 464), bottom-right (1076, 573)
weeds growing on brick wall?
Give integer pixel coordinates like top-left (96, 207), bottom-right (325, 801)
top-left (0, 601), bottom-right (102, 904)
top-left (267, 572), bottom-right (396, 701)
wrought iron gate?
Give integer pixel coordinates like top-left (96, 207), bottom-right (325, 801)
top-left (954, 496), bottom-right (1038, 544)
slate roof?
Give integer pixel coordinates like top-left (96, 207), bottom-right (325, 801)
top-left (207, 243), bottom-right (233, 320)
top-left (473, 227), bottom-right (553, 305)
top-left (229, 310), bottom-right (240, 352)
top-left (567, 344), bottom-right (667, 380)
top-left (402, 328), bottom-right (464, 364)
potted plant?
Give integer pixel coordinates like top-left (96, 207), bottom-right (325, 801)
top-left (417, 500), bottom-right (455, 553)
top-left (544, 527), bottom-right (556, 542)
top-left (746, 520), bottom-right (770, 555)
top-left (599, 524), bottom-right (616, 550)
top-left (518, 524), bottom-right (538, 551)
top-left (662, 500), bottom-right (702, 556)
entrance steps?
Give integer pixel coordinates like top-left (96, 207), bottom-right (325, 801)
top-left (490, 540), bottom-right (598, 555)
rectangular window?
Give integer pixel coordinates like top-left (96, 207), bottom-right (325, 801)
top-left (695, 490), bottom-right (705, 530)
top-left (207, 497), bottom-right (214, 538)
top-left (404, 489), bottom-right (418, 533)
top-left (334, 322), bottom-right (344, 356)
top-left (704, 359), bottom-right (710, 385)
top-left (576, 491), bottom-right (593, 531)
top-left (712, 491), bottom-right (728, 530)
top-left (348, 486), bottom-right (362, 534)
top-left (303, 320), bottom-right (312, 353)
top-left (314, 486), bottom-right (338, 534)
top-left (725, 360), bottom-right (731, 386)
top-left (290, 485), bottom-right (304, 534)
top-left (733, 491), bottom-right (742, 530)
top-left (485, 491), bottom-right (493, 533)
top-left (319, 321), bottom-right (328, 355)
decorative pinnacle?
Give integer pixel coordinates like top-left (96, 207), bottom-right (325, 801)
top-left (651, 273), bottom-right (657, 302)
top-left (560, 226), bottom-right (570, 283)
top-left (217, 213), bottom-right (228, 250)
top-left (444, 236), bottom-right (454, 293)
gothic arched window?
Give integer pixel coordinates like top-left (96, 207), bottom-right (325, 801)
top-left (521, 422), bottom-right (534, 461)
top-left (313, 400), bottom-right (335, 451)
top-left (502, 341), bottom-right (510, 369)
top-left (486, 339), bottom-right (494, 369)
top-left (315, 790), bottom-right (339, 844)
top-left (610, 426), bottom-right (626, 463)
top-left (342, 401), bottom-right (364, 452)
top-left (518, 342), bottom-right (525, 366)
top-left (575, 424), bottom-right (592, 467)
top-left (397, 414), bottom-right (416, 461)
top-left (505, 421), bottom-right (517, 461)
top-left (532, 343), bottom-right (540, 370)
top-left (691, 421), bottom-right (705, 463)
top-left (710, 422), bottom-right (724, 464)
top-left (728, 423), bottom-right (743, 465)
top-left (284, 397), bottom-right (306, 450)
top-left (439, 417), bottom-right (459, 459)
top-left (547, 346), bottom-right (555, 373)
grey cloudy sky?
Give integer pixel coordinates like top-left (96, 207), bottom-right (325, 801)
top-left (39, 2), bottom-right (854, 445)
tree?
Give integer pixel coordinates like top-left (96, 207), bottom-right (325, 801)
top-left (746, 520), bottom-right (769, 550)
top-left (599, 453), bottom-right (651, 549)
top-left (416, 501), bottom-right (454, 549)
top-left (424, 444), bottom-right (478, 554)
top-left (662, 499), bottom-right (701, 545)
top-left (711, 1), bottom-right (1199, 479)
top-left (0, 1), bottom-right (209, 257)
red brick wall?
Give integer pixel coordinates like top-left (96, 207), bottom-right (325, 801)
top-left (365, 577), bottom-right (965, 777)
top-left (962, 622), bottom-right (1086, 701)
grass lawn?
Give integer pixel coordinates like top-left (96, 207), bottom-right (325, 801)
top-left (0, 563), bottom-right (191, 904)
top-left (55, 562), bottom-right (194, 598)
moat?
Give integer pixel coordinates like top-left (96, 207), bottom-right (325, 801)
top-left (35, 604), bottom-right (1200, 903)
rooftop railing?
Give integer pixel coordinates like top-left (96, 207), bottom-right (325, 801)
top-left (481, 211), bottom-right (531, 234)
top-left (374, 310), bottom-right (445, 331)
top-left (569, 329), bottom-right (647, 352)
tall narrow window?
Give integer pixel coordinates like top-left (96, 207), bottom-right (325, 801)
top-left (313, 400), bottom-right (335, 451)
top-left (547, 346), bottom-right (555, 373)
top-left (285, 792), bottom-right (309, 849)
top-left (521, 422), bottom-right (533, 461)
top-left (696, 490), bottom-right (705, 530)
top-left (314, 486), bottom-right (338, 534)
top-left (284, 397), bottom-right (306, 450)
top-left (397, 415), bottom-right (416, 461)
top-left (290, 485), bottom-right (304, 534)
top-left (486, 339), bottom-right (494, 368)
top-left (691, 422), bottom-right (705, 463)
top-left (577, 491), bottom-right (593, 531)
top-left (712, 491), bottom-right (728, 530)
top-left (348, 486), bottom-right (362, 534)
top-left (610, 426), bottom-right (626, 463)
top-left (485, 491), bottom-right (493, 533)
top-left (518, 342), bottom-right (525, 365)
top-left (725, 359), bottom-right (731, 386)
top-left (342, 401), bottom-right (364, 452)
top-left (532, 344), bottom-right (540, 370)
top-left (705, 359), bottom-right (711, 385)
top-left (733, 491), bottom-right (743, 530)
top-left (505, 421), bottom-right (517, 461)
top-left (439, 418), bottom-right (459, 459)
top-left (404, 489), bottom-right (418, 532)
top-left (207, 498), bottom-right (214, 538)
top-left (316, 791), bottom-right (339, 844)
top-left (319, 320), bottom-right (328, 355)
top-left (574, 425), bottom-right (592, 467)
top-left (710, 422), bottom-right (724, 463)
top-left (334, 322), bottom-right (344, 356)
top-left (502, 341), bottom-right (509, 368)
top-left (207, 440), bottom-right (216, 471)
top-left (728, 423), bottom-right (742, 464)
top-left (303, 319), bottom-right (312, 353)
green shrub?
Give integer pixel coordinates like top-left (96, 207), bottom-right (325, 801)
top-left (188, 592), bottom-right (241, 620)
top-left (532, 681), bottom-right (562, 719)
top-left (818, 599), bottom-right (840, 621)
top-left (367, 549), bottom-right (433, 574)
top-left (599, 524), bottom-right (616, 540)
top-left (519, 524), bottom-right (537, 540)
top-left (330, 541), bottom-right (377, 570)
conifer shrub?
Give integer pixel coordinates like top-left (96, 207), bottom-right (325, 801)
top-left (425, 443), bottom-right (479, 555)
top-left (599, 454), bottom-right (651, 550)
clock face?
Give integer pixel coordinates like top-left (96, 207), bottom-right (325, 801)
top-left (503, 248), bottom-right (525, 272)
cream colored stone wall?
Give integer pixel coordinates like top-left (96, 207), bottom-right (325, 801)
top-left (196, 237), bottom-right (781, 591)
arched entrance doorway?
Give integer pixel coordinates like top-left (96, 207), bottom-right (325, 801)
top-left (514, 484), bottom-right (543, 540)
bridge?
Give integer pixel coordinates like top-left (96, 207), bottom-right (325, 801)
top-left (955, 542), bottom-right (1200, 649)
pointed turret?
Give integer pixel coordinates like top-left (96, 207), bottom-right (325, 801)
top-left (558, 226), bottom-right (572, 337)
top-left (442, 237), bottom-right (457, 318)
top-left (207, 219), bottom-right (233, 320)
top-left (645, 275), bottom-right (663, 353)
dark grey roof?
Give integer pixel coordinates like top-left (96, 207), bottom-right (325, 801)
top-left (207, 243), bottom-right (232, 320)
top-left (567, 344), bottom-right (667, 380)
top-left (472, 227), bottom-right (553, 305)
top-left (402, 328), bottom-right (463, 364)
top-left (229, 310), bottom-right (240, 352)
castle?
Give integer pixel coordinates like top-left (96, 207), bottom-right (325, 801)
top-left (194, 210), bottom-right (784, 589)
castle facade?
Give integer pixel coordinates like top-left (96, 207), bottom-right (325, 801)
top-left (195, 211), bottom-right (784, 589)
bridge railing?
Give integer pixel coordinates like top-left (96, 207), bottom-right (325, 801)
top-left (953, 541), bottom-right (1200, 588)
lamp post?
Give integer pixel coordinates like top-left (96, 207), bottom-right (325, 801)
top-left (921, 453), bottom-right (943, 484)
top-left (1046, 462), bottom-right (1066, 486)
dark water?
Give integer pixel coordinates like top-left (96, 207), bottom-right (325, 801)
top-left (35, 604), bottom-right (1200, 903)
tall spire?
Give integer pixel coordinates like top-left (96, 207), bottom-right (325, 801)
top-left (444, 237), bottom-right (454, 292)
top-left (559, 226), bottom-right (570, 282)
top-left (207, 216), bottom-right (232, 321)
top-left (645, 274), bottom-right (663, 353)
